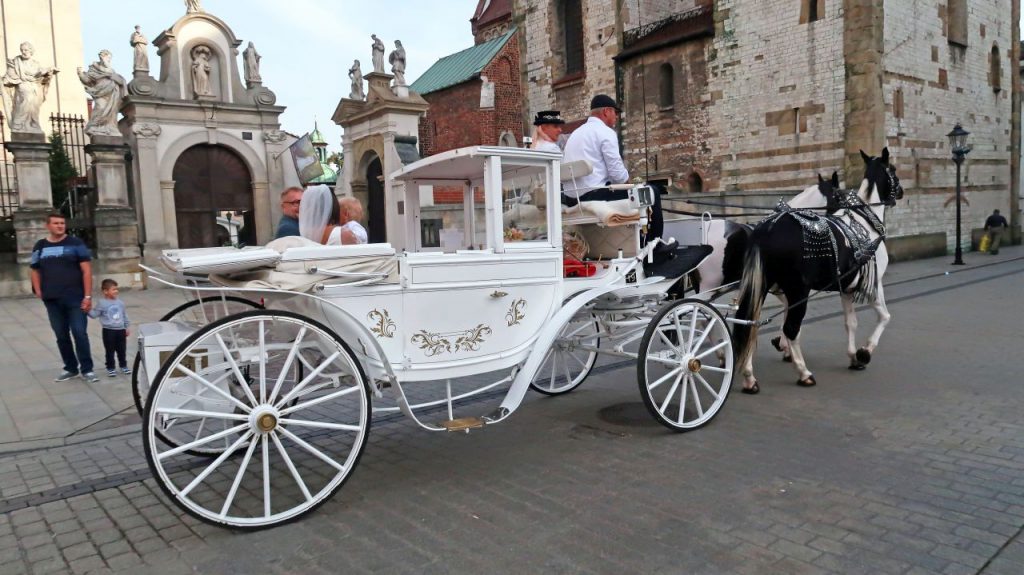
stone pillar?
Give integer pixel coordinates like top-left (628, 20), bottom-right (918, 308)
top-left (842, 0), bottom-right (886, 185)
top-left (85, 135), bottom-right (142, 288)
top-left (262, 129), bottom-right (290, 239)
top-left (1009, 0), bottom-right (1021, 244)
top-left (5, 133), bottom-right (55, 267)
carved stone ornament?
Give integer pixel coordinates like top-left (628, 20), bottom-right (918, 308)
top-left (132, 123), bottom-right (162, 138)
top-left (262, 129), bottom-right (287, 143)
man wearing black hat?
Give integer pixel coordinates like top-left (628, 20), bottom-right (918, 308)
top-left (531, 110), bottom-right (564, 154)
top-left (562, 94), bottom-right (665, 243)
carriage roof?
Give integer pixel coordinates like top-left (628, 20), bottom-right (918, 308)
top-left (390, 146), bottom-right (561, 183)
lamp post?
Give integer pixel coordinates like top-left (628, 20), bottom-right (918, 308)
top-left (947, 123), bottom-right (971, 265)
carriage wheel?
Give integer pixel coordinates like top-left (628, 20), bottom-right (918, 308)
top-left (132, 296), bottom-right (263, 416)
top-left (529, 313), bottom-right (600, 396)
top-left (143, 310), bottom-right (370, 529)
top-left (637, 298), bottom-right (733, 432)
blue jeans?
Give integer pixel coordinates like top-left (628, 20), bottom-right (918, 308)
top-left (43, 295), bottom-right (94, 374)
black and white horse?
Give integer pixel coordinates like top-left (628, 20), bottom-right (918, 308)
top-left (732, 149), bottom-right (904, 393)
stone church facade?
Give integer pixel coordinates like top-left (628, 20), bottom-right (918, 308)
top-left (516, 0), bottom-right (1020, 258)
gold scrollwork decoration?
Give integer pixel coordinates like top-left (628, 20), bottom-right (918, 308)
top-left (505, 298), bottom-right (526, 326)
top-left (367, 309), bottom-right (396, 338)
top-left (411, 324), bottom-right (493, 357)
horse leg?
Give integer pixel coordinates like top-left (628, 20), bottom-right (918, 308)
top-left (841, 293), bottom-right (866, 370)
top-left (781, 289), bottom-right (815, 387)
top-left (861, 281), bottom-right (891, 361)
top-left (769, 293), bottom-right (793, 362)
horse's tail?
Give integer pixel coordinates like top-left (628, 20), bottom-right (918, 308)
top-left (733, 241), bottom-right (765, 371)
top-left (722, 222), bottom-right (752, 285)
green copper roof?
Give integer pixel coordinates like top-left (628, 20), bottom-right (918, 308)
top-left (410, 27), bottom-right (515, 95)
top-left (308, 162), bottom-right (337, 184)
top-left (310, 122), bottom-right (326, 145)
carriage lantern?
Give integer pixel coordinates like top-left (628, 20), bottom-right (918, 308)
top-left (946, 123), bottom-right (971, 265)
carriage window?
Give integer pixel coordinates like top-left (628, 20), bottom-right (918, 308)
top-left (502, 165), bottom-right (549, 243)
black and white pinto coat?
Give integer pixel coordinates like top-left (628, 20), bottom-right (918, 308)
top-left (732, 149), bottom-right (904, 393)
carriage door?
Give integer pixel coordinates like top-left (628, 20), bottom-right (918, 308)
top-left (366, 157), bottom-right (386, 243)
top-left (172, 144), bottom-right (254, 249)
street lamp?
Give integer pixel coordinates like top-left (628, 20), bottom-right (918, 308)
top-left (947, 123), bottom-right (971, 265)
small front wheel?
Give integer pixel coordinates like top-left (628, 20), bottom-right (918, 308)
top-left (530, 312), bottom-right (600, 396)
top-left (637, 298), bottom-right (733, 432)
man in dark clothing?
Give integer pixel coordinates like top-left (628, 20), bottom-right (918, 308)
top-left (30, 213), bottom-right (97, 382)
top-left (984, 209), bottom-right (1009, 255)
top-left (275, 186), bottom-right (303, 238)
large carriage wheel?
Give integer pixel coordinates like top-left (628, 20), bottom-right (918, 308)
top-left (637, 298), bottom-right (733, 432)
top-left (529, 312), bottom-right (600, 396)
top-left (132, 296), bottom-right (263, 416)
top-left (143, 310), bottom-right (370, 529)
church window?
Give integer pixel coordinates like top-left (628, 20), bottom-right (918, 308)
top-left (893, 88), bottom-right (904, 119)
top-left (990, 45), bottom-right (1002, 92)
top-left (688, 172), bottom-right (704, 194)
top-left (800, 0), bottom-right (824, 24)
top-left (561, 0), bottom-right (584, 76)
top-left (659, 63), bottom-right (674, 108)
top-left (948, 0), bottom-right (968, 47)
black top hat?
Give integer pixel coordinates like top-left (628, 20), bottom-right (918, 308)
top-left (590, 94), bottom-right (621, 112)
top-left (533, 110), bottom-right (565, 126)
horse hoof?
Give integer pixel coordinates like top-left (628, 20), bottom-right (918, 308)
top-left (848, 360), bottom-right (866, 371)
top-left (783, 354), bottom-right (793, 363)
top-left (855, 348), bottom-right (872, 365)
top-left (771, 336), bottom-right (784, 352)
top-left (796, 375), bottom-right (817, 387)
top-left (741, 381), bottom-right (760, 395)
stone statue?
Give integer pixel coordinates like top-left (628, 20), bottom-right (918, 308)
top-left (348, 60), bottom-right (364, 100)
top-left (185, 0), bottom-right (202, 13)
top-left (243, 41), bottom-right (261, 86)
top-left (191, 45), bottom-right (212, 98)
top-left (2, 42), bottom-right (58, 134)
top-left (389, 40), bottom-right (406, 86)
top-left (371, 34), bottom-right (385, 74)
top-left (129, 25), bottom-right (149, 73)
top-left (77, 50), bottom-right (127, 137)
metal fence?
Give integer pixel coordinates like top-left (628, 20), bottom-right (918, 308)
top-left (49, 114), bottom-right (96, 250)
top-left (0, 113), bottom-right (17, 220)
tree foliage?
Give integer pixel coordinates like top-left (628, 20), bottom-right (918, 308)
top-left (48, 134), bottom-right (77, 214)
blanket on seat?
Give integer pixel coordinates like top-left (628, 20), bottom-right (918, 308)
top-left (563, 198), bottom-right (640, 226)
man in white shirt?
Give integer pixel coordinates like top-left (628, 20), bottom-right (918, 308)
top-left (530, 110), bottom-right (564, 154)
top-left (561, 94), bottom-right (665, 243)
top-left (338, 196), bottom-right (368, 244)
top-left (562, 94), bottom-right (629, 192)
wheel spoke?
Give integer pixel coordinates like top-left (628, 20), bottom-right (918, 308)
top-left (568, 351), bottom-right (589, 370)
top-left (695, 339), bottom-right (730, 360)
top-left (647, 366), bottom-right (683, 391)
top-left (560, 353), bottom-right (575, 386)
top-left (279, 418), bottom-right (362, 432)
top-left (271, 431), bottom-right (312, 502)
top-left (274, 351), bottom-right (342, 409)
top-left (688, 316), bottom-right (718, 355)
top-left (279, 384), bottom-right (362, 416)
top-left (178, 432), bottom-right (253, 497)
top-left (269, 327), bottom-right (307, 405)
top-left (701, 365), bottom-right (730, 374)
top-left (154, 407), bottom-right (249, 422)
top-left (694, 371), bottom-right (722, 400)
top-left (659, 372), bottom-right (683, 413)
top-left (689, 377), bottom-right (704, 419)
top-left (174, 364), bottom-right (251, 413)
top-left (686, 307), bottom-right (698, 353)
top-left (219, 434), bottom-right (260, 517)
top-left (157, 423), bottom-right (249, 460)
top-left (547, 351), bottom-right (558, 389)
top-left (672, 307), bottom-right (685, 353)
top-left (262, 435), bottom-right (271, 518)
top-left (677, 374), bottom-right (690, 424)
top-left (258, 321), bottom-right (267, 403)
top-left (277, 427), bottom-right (346, 473)
top-left (562, 320), bottom-right (594, 339)
top-left (656, 328), bottom-right (679, 351)
top-left (215, 334), bottom-right (259, 407)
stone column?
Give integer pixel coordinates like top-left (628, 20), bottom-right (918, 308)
top-left (130, 123), bottom-right (168, 267)
top-left (262, 129), bottom-right (290, 240)
top-left (842, 0), bottom-right (886, 184)
top-left (84, 135), bottom-right (142, 287)
top-left (5, 133), bottom-right (55, 267)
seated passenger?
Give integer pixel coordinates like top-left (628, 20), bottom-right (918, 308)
top-left (338, 196), bottom-right (368, 244)
top-left (298, 184), bottom-right (342, 245)
top-left (530, 110), bottom-right (564, 154)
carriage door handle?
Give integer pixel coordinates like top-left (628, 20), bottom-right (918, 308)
top-left (490, 290), bottom-right (508, 298)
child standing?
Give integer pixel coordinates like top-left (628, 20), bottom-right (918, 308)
top-left (88, 279), bottom-right (131, 377)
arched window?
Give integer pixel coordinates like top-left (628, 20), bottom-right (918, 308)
top-left (687, 172), bottom-right (703, 194)
top-left (893, 88), bottom-right (904, 119)
top-left (991, 45), bottom-right (1002, 92)
top-left (659, 63), bottom-right (674, 108)
top-left (948, 0), bottom-right (968, 47)
top-left (560, 0), bottom-right (584, 76)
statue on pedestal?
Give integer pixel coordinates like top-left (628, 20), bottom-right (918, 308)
top-left (77, 50), bottom-right (127, 137)
top-left (185, 0), bottom-right (203, 13)
top-left (191, 45), bottom-right (212, 98)
top-left (371, 34), bottom-right (385, 74)
top-left (348, 60), bottom-right (364, 100)
top-left (130, 25), bottom-right (149, 74)
top-left (243, 42), bottom-right (261, 86)
top-left (389, 40), bottom-right (406, 86)
top-left (2, 42), bottom-right (58, 134)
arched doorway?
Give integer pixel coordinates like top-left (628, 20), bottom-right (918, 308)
top-left (172, 145), bottom-right (254, 248)
top-left (366, 156), bottom-right (386, 243)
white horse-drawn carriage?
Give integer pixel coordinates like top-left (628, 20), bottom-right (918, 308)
top-left (137, 146), bottom-right (737, 529)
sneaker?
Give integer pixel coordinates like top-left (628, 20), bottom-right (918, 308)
top-left (107, 369), bottom-right (117, 378)
top-left (121, 367), bottom-right (132, 375)
top-left (54, 370), bottom-right (78, 382)
top-left (82, 372), bottom-right (99, 383)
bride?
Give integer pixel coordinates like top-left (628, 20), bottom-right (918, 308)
top-left (298, 185), bottom-right (359, 245)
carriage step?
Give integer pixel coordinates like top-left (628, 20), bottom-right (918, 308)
top-left (439, 417), bottom-right (486, 432)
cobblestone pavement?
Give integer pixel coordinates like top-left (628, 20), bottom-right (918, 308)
top-left (0, 252), bottom-right (1022, 574)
